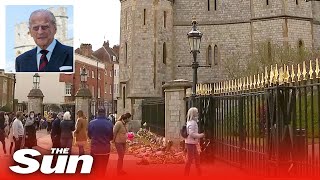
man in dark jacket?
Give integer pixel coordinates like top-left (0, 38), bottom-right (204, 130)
top-left (88, 108), bottom-right (113, 177)
top-left (50, 112), bottom-right (63, 148)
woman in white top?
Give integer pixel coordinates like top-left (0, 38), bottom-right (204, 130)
top-left (184, 107), bottom-right (204, 176)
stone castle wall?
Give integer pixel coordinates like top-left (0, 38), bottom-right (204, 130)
top-left (118, 0), bottom-right (320, 122)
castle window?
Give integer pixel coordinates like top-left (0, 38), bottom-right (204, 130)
top-left (266, 0), bottom-right (269, 6)
top-left (143, 9), bottom-right (146, 25)
top-left (208, 0), bottom-right (210, 11)
top-left (164, 11), bottom-right (167, 28)
top-left (298, 40), bottom-right (304, 60)
top-left (125, 11), bottom-right (128, 30)
top-left (296, 0), bottom-right (298, 5)
top-left (214, 45), bottom-right (219, 65)
top-left (123, 86), bottom-right (126, 109)
top-left (163, 42), bottom-right (167, 64)
top-left (125, 42), bottom-right (128, 64)
top-left (207, 45), bottom-right (212, 66)
top-left (214, 0), bottom-right (217, 11)
top-left (267, 41), bottom-right (272, 60)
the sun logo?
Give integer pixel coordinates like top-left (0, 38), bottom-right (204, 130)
top-left (10, 148), bottom-right (94, 174)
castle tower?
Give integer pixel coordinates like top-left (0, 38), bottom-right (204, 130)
top-left (311, 1), bottom-right (320, 50)
top-left (118, 0), bottom-right (174, 125)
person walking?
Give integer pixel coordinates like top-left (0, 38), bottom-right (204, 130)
top-left (113, 112), bottom-right (131, 175)
top-left (88, 108), bottom-right (113, 177)
top-left (12, 111), bottom-right (25, 153)
top-left (51, 112), bottom-right (63, 148)
top-left (24, 111), bottom-right (37, 149)
top-left (74, 110), bottom-right (88, 155)
top-left (184, 107), bottom-right (204, 176)
top-left (60, 111), bottom-right (75, 153)
top-left (0, 111), bottom-right (7, 154)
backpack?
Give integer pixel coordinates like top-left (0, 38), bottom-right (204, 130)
top-left (180, 125), bottom-right (188, 138)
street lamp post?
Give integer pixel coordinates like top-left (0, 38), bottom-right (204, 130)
top-left (33, 73), bottom-right (40, 89)
top-left (187, 20), bottom-right (203, 98)
top-left (177, 19), bottom-right (210, 106)
top-left (80, 68), bottom-right (88, 88)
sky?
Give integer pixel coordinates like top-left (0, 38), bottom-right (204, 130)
top-left (0, 0), bottom-right (121, 71)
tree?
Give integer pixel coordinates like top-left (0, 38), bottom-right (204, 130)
top-left (222, 41), bottom-right (320, 78)
top-left (0, 104), bottom-right (12, 112)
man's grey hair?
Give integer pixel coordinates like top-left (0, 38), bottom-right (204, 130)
top-left (29, 9), bottom-right (57, 29)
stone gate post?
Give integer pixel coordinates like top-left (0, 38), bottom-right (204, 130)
top-left (163, 79), bottom-right (192, 146)
top-left (75, 88), bottom-right (92, 120)
top-left (27, 89), bottom-right (44, 115)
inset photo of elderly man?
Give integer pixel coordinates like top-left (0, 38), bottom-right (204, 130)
top-left (5, 5), bottom-right (74, 73)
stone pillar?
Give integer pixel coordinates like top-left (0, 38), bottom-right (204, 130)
top-left (163, 79), bottom-right (192, 146)
top-left (75, 88), bottom-right (92, 120)
top-left (27, 89), bottom-right (44, 115)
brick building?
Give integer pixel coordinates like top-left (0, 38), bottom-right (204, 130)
top-left (118, 0), bottom-right (320, 121)
top-left (92, 41), bottom-right (120, 113)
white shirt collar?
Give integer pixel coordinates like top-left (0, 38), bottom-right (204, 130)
top-left (37, 39), bottom-right (57, 54)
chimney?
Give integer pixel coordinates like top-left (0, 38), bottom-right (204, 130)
top-left (112, 45), bottom-right (120, 56)
top-left (103, 41), bottom-right (110, 49)
top-left (79, 43), bottom-right (93, 57)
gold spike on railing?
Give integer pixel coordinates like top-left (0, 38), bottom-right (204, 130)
top-left (291, 64), bottom-right (296, 83)
top-left (238, 78), bottom-right (242, 91)
top-left (261, 73), bottom-right (265, 86)
top-left (257, 74), bottom-right (260, 88)
top-left (310, 60), bottom-right (314, 80)
top-left (228, 80), bottom-right (231, 92)
top-left (243, 76), bottom-right (249, 90)
top-left (220, 82), bottom-right (223, 94)
top-left (279, 66), bottom-right (284, 85)
top-left (270, 65), bottom-right (274, 84)
top-left (284, 65), bottom-right (289, 83)
top-left (316, 59), bottom-right (320, 79)
top-left (274, 64), bottom-right (279, 83)
top-left (221, 81), bottom-right (225, 93)
top-left (302, 61), bottom-right (307, 81)
top-left (231, 80), bottom-right (234, 92)
top-left (297, 64), bottom-right (301, 82)
top-left (215, 83), bottom-right (218, 94)
top-left (265, 67), bottom-right (269, 85)
top-left (249, 76), bottom-right (252, 89)
top-left (253, 75), bottom-right (257, 89)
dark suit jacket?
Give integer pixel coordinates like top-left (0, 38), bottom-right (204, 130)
top-left (15, 40), bottom-right (74, 72)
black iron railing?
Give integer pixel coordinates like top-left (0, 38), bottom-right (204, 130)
top-left (191, 60), bottom-right (320, 177)
top-left (142, 98), bottom-right (165, 137)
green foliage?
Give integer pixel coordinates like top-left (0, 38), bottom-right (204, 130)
top-left (222, 41), bottom-right (320, 78)
top-left (296, 90), bottom-right (320, 138)
top-left (0, 104), bottom-right (12, 112)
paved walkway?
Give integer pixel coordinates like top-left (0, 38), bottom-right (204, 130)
top-left (0, 130), bottom-right (255, 180)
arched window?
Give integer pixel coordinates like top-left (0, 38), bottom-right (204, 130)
top-left (207, 45), bottom-right (212, 65)
top-left (296, 0), bottom-right (298, 5)
top-left (143, 9), bottom-right (146, 25)
top-left (214, 0), bottom-right (217, 11)
top-left (208, 0), bottom-right (210, 11)
top-left (267, 41), bottom-right (272, 60)
top-left (214, 45), bottom-right (218, 65)
top-left (123, 86), bottom-right (126, 109)
top-left (164, 11), bottom-right (167, 28)
top-left (266, 0), bottom-right (269, 6)
top-left (125, 42), bottom-right (128, 64)
top-left (298, 40), bottom-right (304, 60)
top-left (163, 42), bottom-right (167, 64)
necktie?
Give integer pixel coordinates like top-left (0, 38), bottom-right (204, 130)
top-left (39, 50), bottom-right (49, 72)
